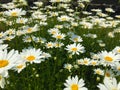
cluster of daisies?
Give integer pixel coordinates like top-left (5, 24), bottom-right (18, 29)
top-left (0, 44), bottom-right (51, 88)
top-left (0, 0), bottom-right (120, 89)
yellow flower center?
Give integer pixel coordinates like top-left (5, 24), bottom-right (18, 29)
top-left (73, 38), bottom-right (78, 42)
top-left (96, 70), bottom-right (101, 75)
top-left (117, 49), bottom-right (120, 53)
top-left (71, 84), bottom-right (78, 90)
top-left (47, 43), bottom-right (52, 47)
top-left (117, 67), bottom-right (120, 70)
top-left (27, 28), bottom-right (32, 33)
top-left (26, 55), bottom-right (35, 61)
top-left (20, 20), bottom-right (24, 23)
top-left (91, 62), bottom-right (97, 65)
top-left (0, 60), bottom-right (9, 68)
top-left (71, 47), bottom-right (77, 51)
top-left (56, 35), bottom-right (62, 39)
top-left (11, 12), bottom-right (18, 16)
top-left (51, 31), bottom-right (56, 34)
top-left (84, 60), bottom-right (88, 64)
top-left (17, 65), bottom-right (23, 69)
top-left (104, 56), bottom-right (113, 62)
top-left (105, 72), bottom-right (110, 77)
top-left (61, 17), bottom-right (66, 21)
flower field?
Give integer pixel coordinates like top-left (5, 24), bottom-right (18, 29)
top-left (0, 0), bottom-right (120, 90)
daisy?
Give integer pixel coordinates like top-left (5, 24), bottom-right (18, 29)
top-left (54, 42), bottom-right (64, 48)
top-left (64, 75), bottom-right (88, 90)
top-left (98, 51), bottom-right (120, 66)
top-left (54, 25), bottom-right (63, 29)
top-left (45, 42), bottom-right (54, 48)
top-left (94, 68), bottom-right (104, 76)
top-left (23, 24), bottom-right (38, 34)
top-left (0, 49), bottom-right (20, 75)
top-left (105, 8), bottom-right (115, 13)
top-left (57, 15), bottom-right (72, 22)
top-left (13, 59), bottom-right (26, 73)
top-left (48, 28), bottom-right (60, 35)
top-left (4, 8), bottom-right (26, 17)
top-left (66, 43), bottom-right (85, 55)
top-left (20, 48), bottom-right (45, 64)
top-left (16, 18), bottom-right (28, 24)
top-left (70, 35), bottom-right (83, 43)
top-left (52, 33), bottom-right (66, 40)
top-left (104, 69), bottom-right (115, 78)
top-left (97, 77), bottom-right (120, 90)
top-left (41, 52), bottom-right (51, 59)
top-left (90, 60), bottom-right (99, 66)
top-left (82, 58), bottom-right (90, 66)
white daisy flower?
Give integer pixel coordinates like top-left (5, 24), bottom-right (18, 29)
top-left (20, 48), bottom-right (44, 64)
top-left (52, 33), bottom-right (66, 40)
top-left (64, 75), bottom-right (88, 90)
top-left (97, 77), bottom-right (120, 90)
top-left (70, 35), bottom-right (83, 43)
top-left (94, 68), bottom-right (104, 76)
top-left (4, 8), bottom-right (26, 17)
top-left (0, 49), bottom-right (20, 75)
top-left (48, 28), bottom-right (60, 35)
top-left (98, 51), bottom-right (120, 66)
top-left (16, 18), bottom-right (28, 24)
top-left (45, 42), bottom-right (54, 48)
top-left (66, 43), bottom-right (85, 55)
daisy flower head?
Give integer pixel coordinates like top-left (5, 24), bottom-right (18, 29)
top-left (48, 28), bottom-right (60, 35)
top-left (4, 8), bottom-right (26, 17)
top-left (0, 49), bottom-right (20, 75)
top-left (52, 33), bottom-right (66, 40)
top-left (97, 77), bottom-right (120, 90)
top-left (45, 42), bottom-right (54, 49)
top-left (23, 24), bottom-right (38, 34)
top-left (94, 68), bottom-right (104, 76)
top-left (98, 50), bottom-right (120, 66)
top-left (66, 43), bottom-right (85, 55)
top-left (105, 8), bottom-right (115, 13)
top-left (90, 60), bottom-right (99, 66)
top-left (82, 58), bottom-right (91, 66)
top-left (57, 15), bottom-right (73, 22)
top-left (104, 69), bottom-right (115, 78)
top-left (70, 35), bottom-right (83, 43)
top-left (41, 52), bottom-right (51, 59)
top-left (64, 75), bottom-right (88, 90)
top-left (13, 59), bottom-right (26, 73)
top-left (20, 48), bottom-right (45, 64)
top-left (16, 17), bottom-right (28, 24)
top-left (54, 42), bottom-right (64, 48)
